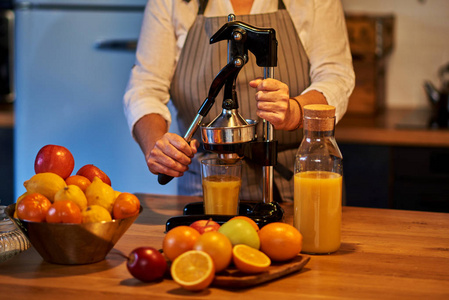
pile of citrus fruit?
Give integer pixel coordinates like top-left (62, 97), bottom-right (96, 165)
top-left (160, 217), bottom-right (303, 291)
top-left (14, 144), bottom-right (140, 224)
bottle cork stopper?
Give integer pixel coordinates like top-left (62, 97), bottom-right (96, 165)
top-left (303, 104), bottom-right (336, 131)
top-left (303, 104), bottom-right (336, 118)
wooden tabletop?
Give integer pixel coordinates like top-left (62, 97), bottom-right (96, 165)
top-left (1, 194), bottom-right (448, 299)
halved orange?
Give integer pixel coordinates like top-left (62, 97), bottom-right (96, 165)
top-left (232, 244), bottom-right (271, 274)
top-left (170, 250), bottom-right (215, 291)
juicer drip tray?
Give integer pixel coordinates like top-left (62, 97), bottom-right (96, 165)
top-left (165, 201), bottom-right (284, 232)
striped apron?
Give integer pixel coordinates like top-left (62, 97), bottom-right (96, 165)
top-left (170, 0), bottom-right (310, 202)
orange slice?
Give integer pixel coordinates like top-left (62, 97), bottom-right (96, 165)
top-left (170, 250), bottom-right (215, 291)
top-left (232, 244), bottom-right (271, 274)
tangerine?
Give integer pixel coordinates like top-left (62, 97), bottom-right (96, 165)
top-left (46, 200), bottom-right (82, 224)
top-left (16, 193), bottom-right (52, 222)
top-left (171, 250), bottom-right (215, 291)
top-left (193, 231), bottom-right (232, 273)
top-left (162, 226), bottom-right (200, 261)
top-left (65, 175), bottom-right (91, 192)
top-left (258, 222), bottom-right (303, 261)
top-left (113, 192), bottom-right (140, 219)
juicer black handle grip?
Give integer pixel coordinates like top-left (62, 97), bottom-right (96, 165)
top-left (158, 173), bottom-right (173, 185)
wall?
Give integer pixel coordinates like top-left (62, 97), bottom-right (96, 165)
top-left (342, 0), bottom-right (449, 109)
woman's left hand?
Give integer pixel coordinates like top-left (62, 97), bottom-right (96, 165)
top-left (249, 78), bottom-right (296, 130)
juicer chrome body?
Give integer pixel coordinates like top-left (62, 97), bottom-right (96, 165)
top-left (162, 15), bottom-right (284, 230)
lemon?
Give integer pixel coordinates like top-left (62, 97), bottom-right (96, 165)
top-left (54, 185), bottom-right (88, 210)
top-left (81, 205), bottom-right (112, 223)
top-left (23, 172), bottom-right (67, 202)
top-left (85, 177), bottom-right (116, 213)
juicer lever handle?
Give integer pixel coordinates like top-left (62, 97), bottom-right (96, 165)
top-left (158, 54), bottom-right (243, 186)
top-left (210, 21), bottom-right (277, 67)
top-left (207, 57), bottom-right (244, 100)
top-left (158, 95), bottom-right (216, 185)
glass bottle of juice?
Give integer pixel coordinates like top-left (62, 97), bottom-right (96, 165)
top-left (294, 104), bottom-right (343, 254)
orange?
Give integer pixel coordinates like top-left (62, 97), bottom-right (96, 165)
top-left (193, 231), bottom-right (232, 273)
top-left (46, 200), bottom-right (82, 224)
top-left (16, 193), bottom-right (52, 222)
top-left (171, 250), bottom-right (215, 291)
top-left (232, 244), bottom-right (271, 274)
top-left (14, 192), bottom-right (31, 218)
top-left (229, 216), bottom-right (259, 232)
top-left (15, 192), bottom-right (30, 209)
top-left (162, 226), bottom-right (200, 261)
top-left (113, 192), bottom-right (140, 219)
top-left (258, 222), bottom-right (303, 262)
top-left (65, 175), bottom-right (91, 192)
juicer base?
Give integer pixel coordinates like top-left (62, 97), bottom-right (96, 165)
top-left (165, 201), bottom-right (284, 232)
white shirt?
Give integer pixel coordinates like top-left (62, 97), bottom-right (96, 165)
top-left (124, 0), bottom-right (355, 134)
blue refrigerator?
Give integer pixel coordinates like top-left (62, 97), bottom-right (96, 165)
top-left (14, 0), bottom-right (179, 198)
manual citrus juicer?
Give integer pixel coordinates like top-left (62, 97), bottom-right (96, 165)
top-left (160, 15), bottom-right (284, 230)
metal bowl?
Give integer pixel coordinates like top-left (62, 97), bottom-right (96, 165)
top-left (5, 204), bottom-right (142, 265)
top-left (201, 119), bottom-right (257, 145)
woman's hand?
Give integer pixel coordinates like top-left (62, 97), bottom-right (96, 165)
top-left (249, 78), bottom-right (299, 130)
top-left (147, 133), bottom-right (198, 178)
top-left (133, 114), bottom-right (198, 178)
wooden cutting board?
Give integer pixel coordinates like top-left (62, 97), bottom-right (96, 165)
top-left (212, 255), bottom-right (310, 288)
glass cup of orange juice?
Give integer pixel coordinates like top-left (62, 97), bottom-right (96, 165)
top-left (201, 158), bottom-right (242, 215)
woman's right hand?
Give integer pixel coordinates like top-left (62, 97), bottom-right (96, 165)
top-left (146, 132), bottom-right (198, 178)
top-left (133, 114), bottom-right (199, 179)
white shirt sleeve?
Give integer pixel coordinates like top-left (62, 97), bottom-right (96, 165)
top-left (123, 0), bottom-right (198, 136)
top-left (287, 0), bottom-right (355, 122)
top-left (123, 0), bottom-right (355, 135)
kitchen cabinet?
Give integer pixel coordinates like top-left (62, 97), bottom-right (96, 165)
top-left (341, 143), bottom-right (449, 213)
top-left (391, 146), bottom-right (449, 212)
top-left (0, 104), bottom-right (13, 206)
top-left (340, 143), bottom-right (390, 208)
top-left (0, 127), bottom-right (13, 206)
top-left (337, 109), bottom-right (449, 213)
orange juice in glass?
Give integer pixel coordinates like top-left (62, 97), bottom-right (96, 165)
top-left (201, 159), bottom-right (242, 215)
top-left (293, 171), bottom-right (342, 254)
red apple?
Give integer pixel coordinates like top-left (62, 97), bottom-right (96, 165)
top-left (76, 164), bottom-right (111, 186)
top-left (126, 247), bottom-right (167, 282)
top-left (190, 218), bottom-right (221, 234)
top-left (34, 144), bottom-right (75, 179)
